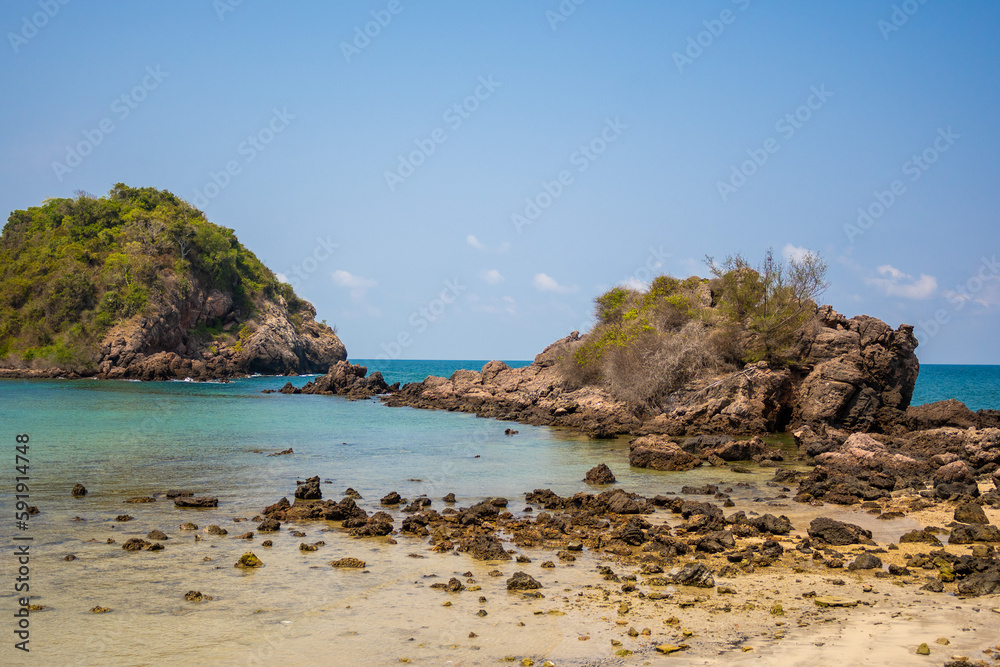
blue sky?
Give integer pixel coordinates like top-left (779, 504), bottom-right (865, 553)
top-left (2, 1), bottom-right (999, 363)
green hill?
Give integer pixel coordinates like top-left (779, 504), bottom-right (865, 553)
top-left (0, 184), bottom-right (344, 378)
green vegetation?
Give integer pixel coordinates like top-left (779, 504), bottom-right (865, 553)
top-left (0, 184), bottom-right (299, 369)
top-left (561, 248), bottom-right (828, 414)
top-left (705, 247), bottom-right (828, 363)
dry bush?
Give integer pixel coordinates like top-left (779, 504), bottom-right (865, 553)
top-left (556, 346), bottom-right (602, 390)
top-left (604, 321), bottom-right (721, 415)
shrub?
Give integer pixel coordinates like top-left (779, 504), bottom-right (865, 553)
top-left (604, 322), bottom-right (721, 414)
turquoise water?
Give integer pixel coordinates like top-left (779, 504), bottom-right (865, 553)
top-left (349, 358), bottom-right (531, 386)
top-left (0, 360), bottom-right (995, 665)
top-left (911, 364), bottom-right (1000, 412)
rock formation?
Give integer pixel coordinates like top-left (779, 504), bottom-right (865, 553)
top-left (385, 305), bottom-right (920, 438)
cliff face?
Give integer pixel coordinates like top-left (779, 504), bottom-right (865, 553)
top-left (384, 306), bottom-right (920, 437)
top-left (98, 288), bottom-right (345, 381)
top-left (0, 184), bottom-right (346, 380)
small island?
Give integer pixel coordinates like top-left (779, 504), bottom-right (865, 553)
top-left (0, 185), bottom-right (345, 380)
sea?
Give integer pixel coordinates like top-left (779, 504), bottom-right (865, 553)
top-left (0, 361), bottom-right (996, 666)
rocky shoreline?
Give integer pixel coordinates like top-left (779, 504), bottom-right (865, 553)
top-left (60, 456), bottom-right (1000, 665)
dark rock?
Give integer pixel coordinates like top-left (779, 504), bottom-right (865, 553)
top-left (671, 562), bottom-right (715, 588)
top-left (174, 497), bottom-right (219, 508)
top-left (147, 530), bottom-right (168, 541)
top-left (330, 557), bottom-right (366, 568)
top-left (948, 524), bottom-right (1000, 544)
top-left (629, 436), bottom-right (699, 471)
top-left (294, 476), bottom-right (322, 500)
top-left (459, 533), bottom-right (511, 561)
top-left (899, 529), bottom-right (942, 545)
top-left (380, 491), bottom-right (403, 506)
top-left (443, 493), bottom-right (456, 503)
top-left (848, 553), bottom-right (882, 570)
top-left (808, 517), bottom-right (875, 546)
top-left (954, 503), bottom-right (990, 525)
top-left (506, 571), bottom-right (542, 591)
top-left (206, 525), bottom-right (228, 536)
top-left (267, 448), bottom-right (293, 456)
top-left (121, 538), bottom-right (151, 551)
top-left (71, 484), bottom-right (87, 497)
top-left (584, 463), bottom-right (616, 485)
top-left (257, 517), bottom-right (280, 532)
top-left (955, 570), bottom-right (1000, 596)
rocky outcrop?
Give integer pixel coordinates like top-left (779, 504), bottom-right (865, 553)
top-left (384, 305), bottom-right (920, 438)
top-left (97, 294), bottom-right (345, 381)
top-left (276, 361), bottom-right (391, 399)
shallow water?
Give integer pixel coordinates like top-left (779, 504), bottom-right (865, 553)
top-left (0, 361), bottom-right (994, 665)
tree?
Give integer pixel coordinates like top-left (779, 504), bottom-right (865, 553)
top-left (705, 247), bottom-right (828, 363)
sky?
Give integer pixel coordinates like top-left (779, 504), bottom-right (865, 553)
top-left (2, 1), bottom-right (999, 364)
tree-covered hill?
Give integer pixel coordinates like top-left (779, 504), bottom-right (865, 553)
top-left (0, 184), bottom-right (344, 378)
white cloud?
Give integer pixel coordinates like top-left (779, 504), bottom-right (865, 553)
top-left (497, 241), bottom-right (511, 253)
top-left (479, 269), bottom-right (504, 285)
top-left (866, 265), bottom-right (937, 299)
top-left (332, 270), bottom-right (377, 289)
top-left (782, 243), bottom-right (811, 263)
top-left (621, 277), bottom-right (648, 291)
top-left (466, 234), bottom-right (485, 250)
top-left (532, 273), bottom-right (577, 294)
top-left (471, 295), bottom-right (517, 315)
top-left (275, 272), bottom-right (289, 283)
top-left (332, 269), bottom-right (378, 302)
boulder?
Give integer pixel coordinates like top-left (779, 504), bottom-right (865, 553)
top-left (955, 570), bottom-right (1000, 596)
top-left (174, 497), bottom-right (218, 508)
top-left (948, 524), bottom-right (1000, 544)
top-left (294, 476), bottom-right (322, 500)
top-left (934, 460), bottom-right (974, 485)
top-left (147, 530), bottom-right (168, 541)
top-left (330, 557), bottom-right (366, 568)
top-left (584, 463), bottom-right (616, 485)
top-left (807, 517), bottom-right (875, 546)
top-left (380, 491), bottom-right (403, 506)
top-left (848, 553), bottom-right (882, 570)
top-left (629, 436), bottom-right (699, 471)
top-left (706, 436), bottom-right (772, 462)
top-left (671, 562), bottom-right (715, 588)
top-left (506, 571), bottom-right (542, 591)
top-left (71, 484), bottom-right (87, 497)
top-left (257, 517), bottom-right (281, 532)
top-left (459, 533), bottom-right (511, 561)
top-left (234, 552), bottom-right (263, 568)
top-left (954, 503), bottom-right (990, 525)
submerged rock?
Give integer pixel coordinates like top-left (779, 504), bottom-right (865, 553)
top-left (807, 517), bottom-right (875, 546)
top-left (506, 572), bottom-right (542, 591)
top-left (584, 463), bottom-right (616, 485)
top-left (234, 552), bottom-right (263, 568)
top-left (174, 496), bottom-right (219, 508)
